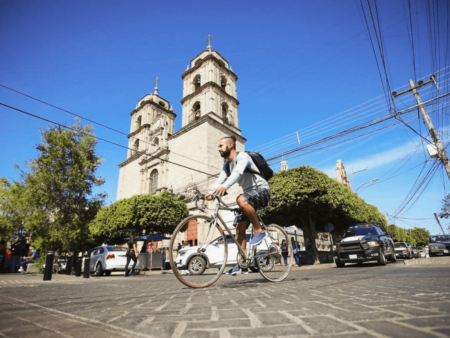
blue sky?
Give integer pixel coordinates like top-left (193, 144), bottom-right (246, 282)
top-left (1, 0), bottom-right (449, 234)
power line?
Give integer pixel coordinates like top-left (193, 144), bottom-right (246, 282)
top-left (0, 102), bottom-right (218, 178)
top-left (0, 83), bottom-right (221, 172)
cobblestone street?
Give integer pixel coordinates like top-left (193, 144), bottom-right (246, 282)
top-left (1, 263), bottom-right (450, 337)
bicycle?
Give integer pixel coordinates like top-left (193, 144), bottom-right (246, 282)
top-left (169, 194), bottom-right (293, 288)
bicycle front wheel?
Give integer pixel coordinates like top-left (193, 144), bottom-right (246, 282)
top-left (169, 215), bottom-right (228, 288)
top-left (255, 224), bottom-right (293, 282)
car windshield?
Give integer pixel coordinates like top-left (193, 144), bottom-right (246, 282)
top-left (429, 235), bottom-right (450, 243)
top-left (394, 243), bottom-right (406, 248)
top-left (344, 227), bottom-right (378, 237)
top-left (105, 246), bottom-right (127, 252)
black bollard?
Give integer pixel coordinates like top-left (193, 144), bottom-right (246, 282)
top-left (43, 251), bottom-right (55, 281)
top-left (65, 256), bottom-right (73, 275)
top-left (75, 258), bottom-right (82, 277)
top-left (83, 253), bottom-right (90, 278)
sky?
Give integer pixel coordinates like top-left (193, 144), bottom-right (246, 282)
top-left (1, 0), bottom-right (449, 235)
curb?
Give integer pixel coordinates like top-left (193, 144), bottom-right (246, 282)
top-left (140, 263), bottom-right (337, 275)
top-left (403, 257), bottom-right (450, 266)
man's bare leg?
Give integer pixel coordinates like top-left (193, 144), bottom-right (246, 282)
top-left (236, 223), bottom-right (247, 250)
top-left (237, 196), bottom-right (263, 234)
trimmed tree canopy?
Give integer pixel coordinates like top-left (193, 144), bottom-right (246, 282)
top-left (89, 191), bottom-right (189, 244)
top-left (261, 166), bottom-right (386, 234)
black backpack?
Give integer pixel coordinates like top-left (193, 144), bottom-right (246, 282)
top-left (224, 151), bottom-right (274, 181)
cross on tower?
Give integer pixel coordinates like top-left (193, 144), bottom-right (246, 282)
top-left (206, 35), bottom-right (213, 50)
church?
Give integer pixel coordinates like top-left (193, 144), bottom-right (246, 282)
top-left (116, 41), bottom-right (246, 207)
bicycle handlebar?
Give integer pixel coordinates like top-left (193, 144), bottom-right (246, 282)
top-left (191, 193), bottom-right (234, 212)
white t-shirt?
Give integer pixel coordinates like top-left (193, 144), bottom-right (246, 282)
top-left (210, 152), bottom-right (270, 194)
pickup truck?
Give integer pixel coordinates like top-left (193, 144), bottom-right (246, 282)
top-left (335, 223), bottom-right (396, 267)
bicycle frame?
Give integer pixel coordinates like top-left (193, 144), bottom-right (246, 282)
top-left (198, 195), bottom-right (265, 264)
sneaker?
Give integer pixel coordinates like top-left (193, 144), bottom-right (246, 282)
top-left (226, 265), bottom-right (241, 275)
top-left (249, 231), bottom-right (267, 245)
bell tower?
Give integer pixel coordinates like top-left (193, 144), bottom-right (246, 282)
top-left (180, 39), bottom-right (241, 135)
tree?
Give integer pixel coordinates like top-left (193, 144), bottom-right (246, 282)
top-left (411, 227), bottom-right (430, 248)
top-left (89, 191), bottom-right (189, 244)
top-left (13, 120), bottom-right (106, 254)
top-left (0, 179), bottom-right (30, 241)
top-left (439, 193), bottom-right (450, 218)
top-left (261, 166), bottom-right (386, 263)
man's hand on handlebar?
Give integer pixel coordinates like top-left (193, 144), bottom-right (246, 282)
top-left (206, 186), bottom-right (227, 200)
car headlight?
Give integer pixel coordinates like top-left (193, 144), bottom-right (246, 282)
top-left (367, 241), bottom-right (379, 247)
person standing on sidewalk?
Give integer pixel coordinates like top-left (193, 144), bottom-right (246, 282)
top-left (10, 239), bottom-right (21, 273)
top-left (281, 239), bottom-right (288, 266)
top-left (291, 237), bottom-right (301, 266)
top-left (124, 235), bottom-right (139, 277)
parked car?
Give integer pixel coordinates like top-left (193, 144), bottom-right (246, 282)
top-left (174, 233), bottom-right (276, 274)
top-left (394, 242), bottom-right (413, 259)
top-left (429, 234), bottom-right (450, 257)
top-left (334, 223), bottom-right (396, 267)
top-left (85, 245), bottom-right (138, 276)
top-left (411, 246), bottom-right (420, 258)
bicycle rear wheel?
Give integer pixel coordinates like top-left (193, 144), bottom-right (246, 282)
top-left (169, 215), bottom-right (228, 288)
top-left (255, 224), bottom-right (292, 282)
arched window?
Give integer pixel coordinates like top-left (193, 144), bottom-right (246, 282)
top-left (194, 103), bottom-right (201, 120)
top-left (149, 169), bottom-right (158, 194)
top-left (222, 103), bottom-right (229, 124)
top-left (220, 76), bottom-right (227, 91)
top-left (136, 116), bottom-right (142, 129)
top-left (133, 139), bottom-right (139, 155)
top-left (194, 75), bottom-right (201, 90)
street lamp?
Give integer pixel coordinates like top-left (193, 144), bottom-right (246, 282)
top-left (355, 178), bottom-right (378, 192)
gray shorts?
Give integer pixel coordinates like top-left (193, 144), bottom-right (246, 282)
top-left (233, 188), bottom-right (271, 226)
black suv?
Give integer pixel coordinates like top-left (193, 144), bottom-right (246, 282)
top-left (335, 223), bottom-right (396, 267)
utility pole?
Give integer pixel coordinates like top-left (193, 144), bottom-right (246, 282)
top-left (434, 213), bottom-right (446, 234)
top-left (392, 76), bottom-right (450, 180)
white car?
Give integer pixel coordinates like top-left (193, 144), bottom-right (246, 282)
top-left (174, 233), bottom-right (275, 274)
top-left (87, 246), bottom-right (140, 276)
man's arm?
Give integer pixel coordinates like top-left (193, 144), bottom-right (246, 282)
top-left (206, 165), bottom-right (229, 198)
top-left (219, 152), bottom-right (251, 190)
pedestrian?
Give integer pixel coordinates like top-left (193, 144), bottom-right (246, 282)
top-left (10, 238), bottom-right (26, 273)
top-left (4, 247), bottom-right (12, 272)
top-left (124, 235), bottom-right (139, 277)
top-left (281, 239), bottom-right (288, 266)
top-left (291, 238), bottom-right (301, 266)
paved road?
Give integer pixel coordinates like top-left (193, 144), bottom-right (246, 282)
top-left (1, 262), bottom-right (450, 337)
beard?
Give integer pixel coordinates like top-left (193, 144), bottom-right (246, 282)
top-left (219, 146), bottom-right (231, 158)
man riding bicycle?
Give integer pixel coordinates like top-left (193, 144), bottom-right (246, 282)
top-left (206, 135), bottom-right (271, 276)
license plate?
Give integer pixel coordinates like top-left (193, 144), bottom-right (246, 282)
top-left (349, 254), bottom-right (357, 259)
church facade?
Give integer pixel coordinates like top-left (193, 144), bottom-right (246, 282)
top-left (116, 44), bottom-right (246, 205)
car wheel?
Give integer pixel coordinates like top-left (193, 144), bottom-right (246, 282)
top-left (378, 248), bottom-right (387, 266)
top-left (188, 256), bottom-right (206, 275)
top-left (390, 246), bottom-right (397, 263)
top-left (104, 271), bottom-right (112, 276)
top-left (95, 263), bottom-right (103, 276)
top-left (335, 259), bottom-right (345, 268)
